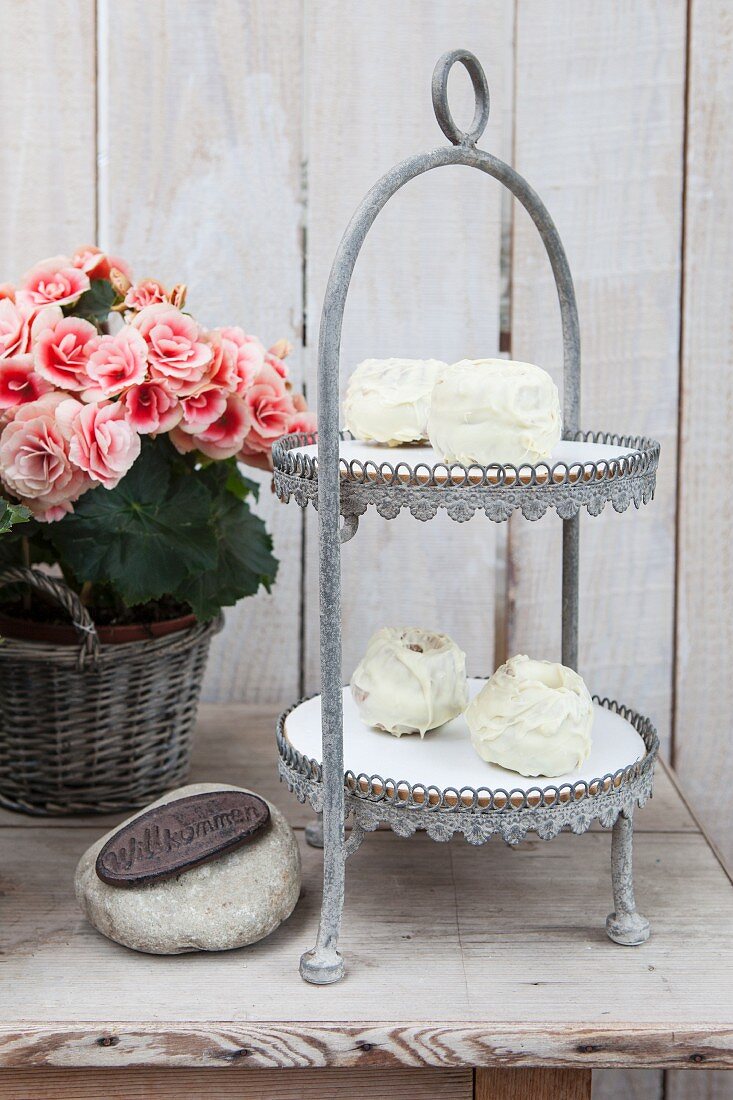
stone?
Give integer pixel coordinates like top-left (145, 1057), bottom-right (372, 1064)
top-left (75, 783), bottom-right (301, 954)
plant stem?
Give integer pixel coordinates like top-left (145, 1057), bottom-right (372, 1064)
top-left (80, 581), bottom-right (94, 606)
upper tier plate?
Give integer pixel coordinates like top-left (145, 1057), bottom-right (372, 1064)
top-left (273, 430), bottom-right (659, 523)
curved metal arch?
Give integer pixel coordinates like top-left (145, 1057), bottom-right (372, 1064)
top-left (302, 50), bottom-right (581, 986)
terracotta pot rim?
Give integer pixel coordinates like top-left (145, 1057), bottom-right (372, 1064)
top-left (0, 610), bottom-right (197, 646)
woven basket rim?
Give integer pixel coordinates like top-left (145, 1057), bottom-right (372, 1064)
top-left (0, 612), bottom-right (223, 665)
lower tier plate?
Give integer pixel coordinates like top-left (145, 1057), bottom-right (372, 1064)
top-left (277, 681), bottom-right (659, 846)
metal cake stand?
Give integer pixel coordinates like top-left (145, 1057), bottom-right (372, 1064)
top-left (273, 48), bottom-right (661, 985)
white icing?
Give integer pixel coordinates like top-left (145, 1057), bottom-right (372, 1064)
top-left (466, 655), bottom-right (593, 777)
top-left (427, 358), bottom-right (562, 465)
top-left (350, 627), bottom-right (469, 737)
top-left (343, 358), bottom-right (446, 445)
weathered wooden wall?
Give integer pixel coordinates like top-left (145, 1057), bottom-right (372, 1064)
top-left (0, 3), bottom-right (730, 1097)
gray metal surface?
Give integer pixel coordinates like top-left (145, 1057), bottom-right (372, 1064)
top-left (278, 695), bottom-right (658, 849)
top-left (273, 429), bottom-right (659, 523)
top-left (289, 48), bottom-right (655, 984)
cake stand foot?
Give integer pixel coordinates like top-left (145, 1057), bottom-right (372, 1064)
top-left (606, 808), bottom-right (650, 946)
top-left (305, 814), bottom-right (324, 848)
top-left (300, 946), bottom-right (344, 984)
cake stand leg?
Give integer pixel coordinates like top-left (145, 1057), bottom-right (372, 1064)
top-left (300, 342), bottom-right (346, 984)
top-left (606, 808), bottom-right (650, 945)
top-left (299, 811), bottom-right (345, 984)
top-left (305, 813), bottom-right (324, 848)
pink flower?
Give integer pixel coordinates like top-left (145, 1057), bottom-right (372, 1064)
top-left (202, 334), bottom-right (237, 392)
top-left (132, 304), bottom-right (212, 395)
top-left (285, 409), bottom-right (317, 435)
top-left (242, 361), bottom-right (295, 448)
top-left (0, 356), bottom-right (53, 410)
top-left (123, 381), bottom-right (181, 434)
top-left (19, 255), bottom-right (90, 308)
top-left (72, 246), bottom-right (133, 281)
top-left (67, 401), bottom-right (141, 489)
top-left (33, 315), bottom-right (97, 391)
top-left (0, 298), bottom-right (57, 359)
top-left (179, 387), bottom-right (228, 434)
top-left (171, 394), bottom-right (250, 460)
top-left (0, 284), bottom-right (16, 302)
top-left (123, 279), bottom-right (169, 311)
top-left (0, 393), bottom-right (90, 521)
top-left (264, 351), bottom-right (289, 380)
top-left (84, 327), bottom-right (148, 398)
top-left (217, 327), bottom-right (265, 394)
top-left (0, 297), bottom-right (32, 358)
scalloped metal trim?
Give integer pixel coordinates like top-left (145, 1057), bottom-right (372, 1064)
top-left (272, 430), bottom-right (659, 524)
top-left (276, 696), bottom-right (658, 848)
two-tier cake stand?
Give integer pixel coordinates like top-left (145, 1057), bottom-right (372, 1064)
top-left (273, 49), bottom-right (660, 985)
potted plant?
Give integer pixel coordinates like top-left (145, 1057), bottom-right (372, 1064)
top-left (0, 248), bottom-right (314, 814)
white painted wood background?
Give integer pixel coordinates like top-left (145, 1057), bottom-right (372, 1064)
top-left (0, 3), bottom-right (730, 1097)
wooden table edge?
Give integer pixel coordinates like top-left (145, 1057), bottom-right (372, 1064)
top-left (0, 1022), bottom-right (730, 1071)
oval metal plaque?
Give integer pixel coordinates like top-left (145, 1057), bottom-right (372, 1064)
top-left (95, 790), bottom-right (270, 888)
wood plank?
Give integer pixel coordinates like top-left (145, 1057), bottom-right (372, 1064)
top-left (670, 14), bottom-right (733, 1092)
top-left (507, 0), bottom-right (686, 759)
top-left (0, 1020), bottom-right (729, 1073)
top-left (100, 0), bottom-right (304, 704)
top-left (0, 0), bottom-right (96, 271)
top-left (0, 707), bottom-right (699, 835)
top-left (1, 826), bottom-right (731, 1067)
top-left (666, 1072), bottom-right (733, 1100)
top-left (593, 1070), bottom-right (663, 1100)
top-left (302, 0), bottom-right (512, 693)
top-left (0, 1066), bottom-right (472, 1100)
top-left (675, 0), bottom-right (733, 872)
top-left (477, 1067), bottom-right (591, 1099)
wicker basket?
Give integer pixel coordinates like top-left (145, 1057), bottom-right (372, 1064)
top-left (0, 567), bottom-right (223, 815)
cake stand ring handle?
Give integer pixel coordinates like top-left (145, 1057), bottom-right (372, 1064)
top-left (432, 49), bottom-right (490, 146)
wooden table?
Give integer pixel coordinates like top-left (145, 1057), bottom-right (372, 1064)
top-left (1, 705), bottom-right (731, 1099)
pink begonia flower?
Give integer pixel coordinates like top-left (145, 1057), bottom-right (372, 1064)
top-left (84, 327), bottom-right (148, 399)
top-left (123, 381), bottom-right (181, 434)
top-left (0, 298), bottom-right (57, 359)
top-left (285, 409), bottom-right (317, 435)
top-left (202, 334), bottom-right (237, 392)
top-left (67, 400), bottom-right (141, 489)
top-left (264, 350), bottom-right (289, 380)
top-left (71, 246), bottom-right (133, 281)
top-left (217, 327), bottom-right (265, 394)
top-left (0, 356), bottom-right (53, 410)
top-left (123, 279), bottom-right (169, 311)
top-left (19, 255), bottom-right (90, 308)
top-left (239, 361), bottom-right (295, 454)
top-left (33, 315), bottom-right (97, 391)
top-left (0, 284), bottom-right (16, 302)
top-left (179, 387), bottom-right (228, 435)
top-left (171, 393), bottom-right (250, 461)
top-left (0, 393), bottom-right (91, 521)
top-left (0, 297), bottom-right (33, 358)
top-left (132, 304), bottom-right (212, 395)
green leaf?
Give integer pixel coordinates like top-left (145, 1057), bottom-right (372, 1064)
top-left (0, 499), bottom-right (30, 534)
top-left (177, 492), bottom-right (278, 620)
top-left (67, 279), bottom-right (116, 330)
top-left (225, 460), bottom-right (259, 502)
top-left (47, 441), bottom-right (218, 605)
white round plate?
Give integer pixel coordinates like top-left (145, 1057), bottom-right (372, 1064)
top-left (284, 679), bottom-right (646, 794)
